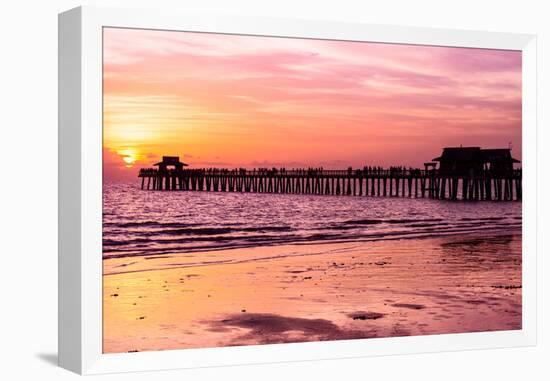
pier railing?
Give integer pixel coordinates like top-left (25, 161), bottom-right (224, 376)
top-left (138, 167), bottom-right (522, 201)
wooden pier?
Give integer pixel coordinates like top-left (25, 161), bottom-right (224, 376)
top-left (138, 167), bottom-right (522, 201)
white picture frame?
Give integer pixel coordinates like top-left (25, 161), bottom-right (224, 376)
top-left (58, 5), bottom-right (537, 375)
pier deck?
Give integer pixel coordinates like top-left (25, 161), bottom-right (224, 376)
top-left (138, 167), bottom-right (522, 201)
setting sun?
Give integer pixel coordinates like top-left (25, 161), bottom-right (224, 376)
top-left (118, 148), bottom-right (139, 167)
top-left (122, 156), bottom-right (135, 166)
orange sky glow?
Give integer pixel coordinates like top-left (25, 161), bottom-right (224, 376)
top-left (103, 27), bottom-right (522, 182)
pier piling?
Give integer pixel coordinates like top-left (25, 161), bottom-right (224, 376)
top-left (138, 167), bottom-right (521, 202)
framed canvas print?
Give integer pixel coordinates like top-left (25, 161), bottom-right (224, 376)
top-left (58, 5), bottom-right (537, 375)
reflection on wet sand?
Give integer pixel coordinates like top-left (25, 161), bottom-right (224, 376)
top-left (103, 231), bottom-right (521, 353)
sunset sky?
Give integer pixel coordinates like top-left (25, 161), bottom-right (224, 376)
top-left (103, 27), bottom-right (522, 181)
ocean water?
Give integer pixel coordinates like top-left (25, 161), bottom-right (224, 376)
top-left (103, 182), bottom-right (522, 260)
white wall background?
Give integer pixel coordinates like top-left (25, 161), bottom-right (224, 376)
top-left (0, 0), bottom-right (548, 379)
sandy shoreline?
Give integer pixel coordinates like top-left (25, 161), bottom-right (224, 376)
top-left (103, 230), bottom-right (521, 353)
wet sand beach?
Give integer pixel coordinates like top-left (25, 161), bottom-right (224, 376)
top-left (103, 230), bottom-right (521, 353)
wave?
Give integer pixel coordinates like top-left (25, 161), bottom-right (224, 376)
top-left (103, 220), bottom-right (522, 259)
top-left (342, 218), bottom-right (446, 225)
